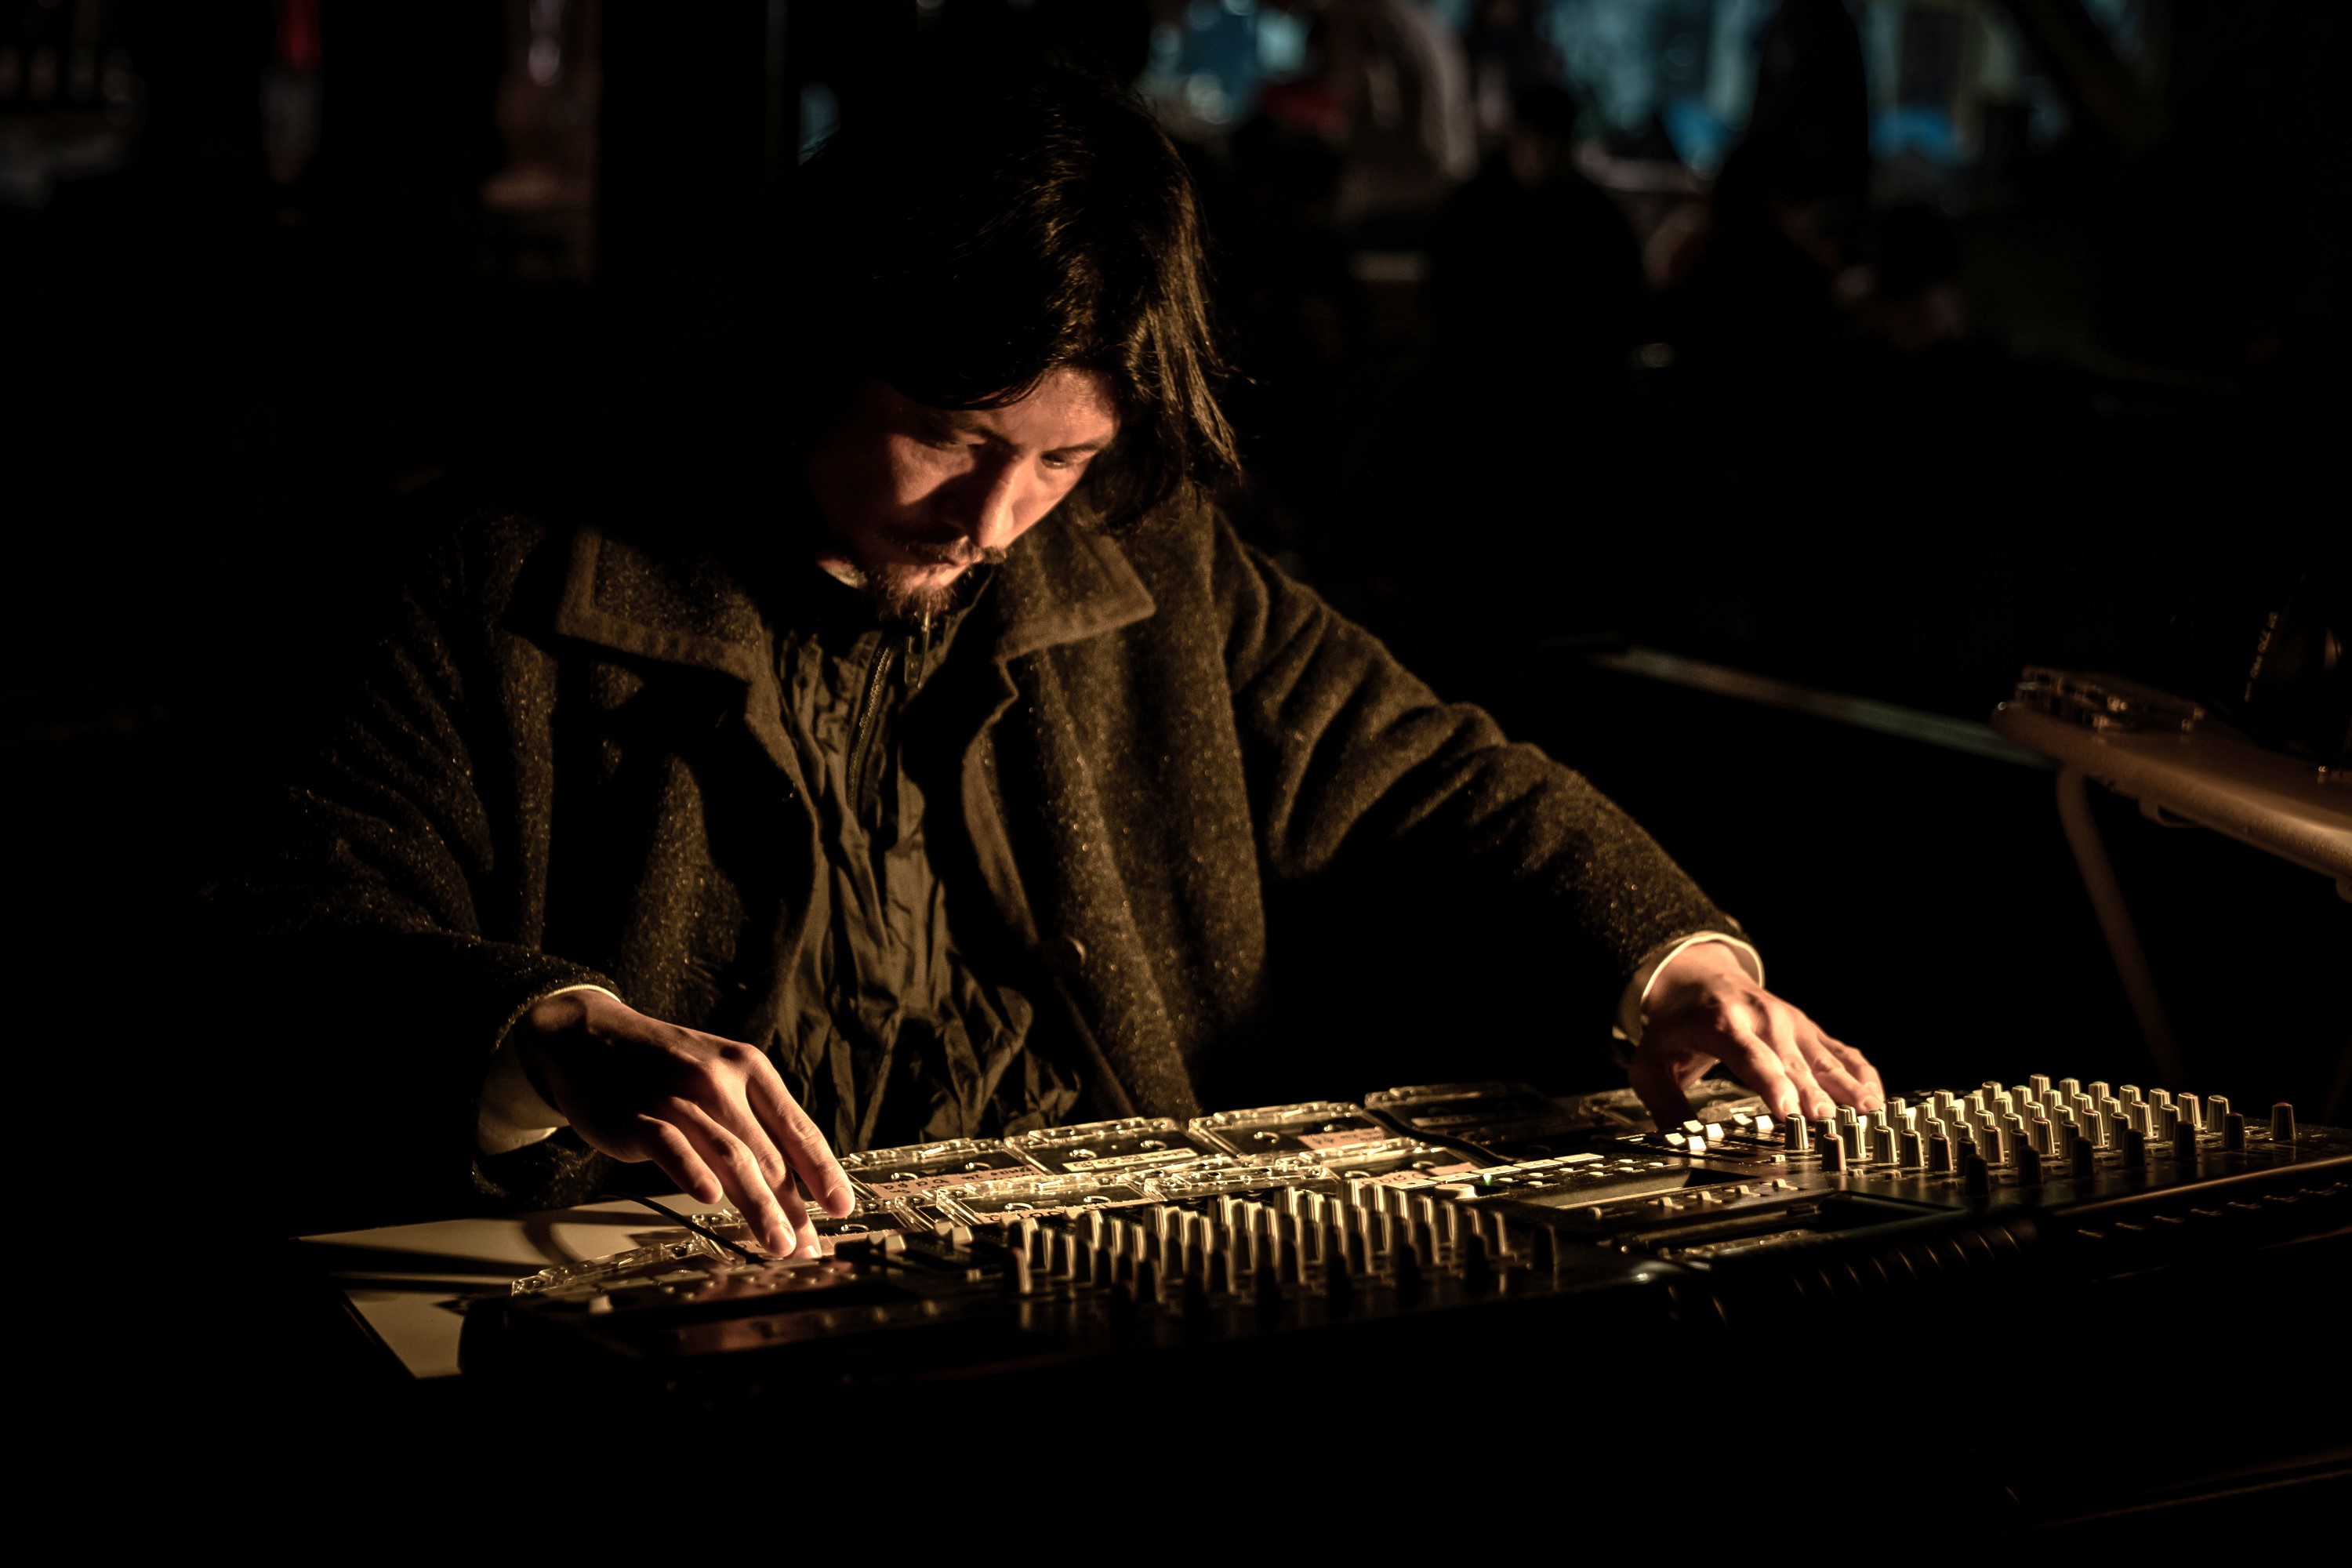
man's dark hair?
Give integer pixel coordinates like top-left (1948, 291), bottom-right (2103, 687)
top-left (780, 61), bottom-right (1238, 530)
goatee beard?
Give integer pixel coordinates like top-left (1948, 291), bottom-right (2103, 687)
top-left (854, 543), bottom-right (1007, 622)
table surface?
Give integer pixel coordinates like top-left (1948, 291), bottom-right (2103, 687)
top-left (299, 1193), bottom-right (714, 1380)
top-left (1989, 702), bottom-right (2352, 881)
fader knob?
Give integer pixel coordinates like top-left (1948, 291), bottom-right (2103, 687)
top-left (2270, 1104), bottom-right (2297, 1142)
top-left (1962, 1152), bottom-right (1990, 1196)
top-left (2223, 1112), bottom-right (2246, 1151)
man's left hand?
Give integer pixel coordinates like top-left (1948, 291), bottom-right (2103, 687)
top-left (1628, 942), bottom-right (1883, 1126)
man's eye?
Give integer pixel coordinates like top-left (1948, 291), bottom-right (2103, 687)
top-left (1041, 452), bottom-right (1093, 473)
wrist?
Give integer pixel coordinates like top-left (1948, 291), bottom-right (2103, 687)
top-left (515, 986), bottom-right (621, 1109)
top-left (1644, 939), bottom-right (1751, 1020)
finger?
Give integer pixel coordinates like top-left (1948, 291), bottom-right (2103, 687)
top-left (1762, 1010), bottom-right (1835, 1121)
top-left (628, 1116), bottom-right (724, 1209)
top-left (1717, 1021), bottom-right (1806, 1122)
top-left (693, 1062), bottom-right (800, 1211)
top-left (671, 1100), bottom-right (797, 1256)
top-left (788, 1175), bottom-right (822, 1258)
top-left (1819, 1033), bottom-right (1884, 1107)
top-left (707, 1097), bottom-right (816, 1247)
top-left (746, 1062), bottom-right (855, 1218)
top-left (1791, 1021), bottom-right (1875, 1111)
top-left (1628, 1044), bottom-right (1699, 1128)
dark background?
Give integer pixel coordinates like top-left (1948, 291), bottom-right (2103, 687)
top-left (4, 0), bottom-right (2345, 1143)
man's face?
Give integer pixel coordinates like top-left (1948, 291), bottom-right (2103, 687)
top-left (806, 367), bottom-right (1120, 616)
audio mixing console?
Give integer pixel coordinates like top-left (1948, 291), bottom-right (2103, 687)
top-left (462, 1073), bottom-right (2348, 1523)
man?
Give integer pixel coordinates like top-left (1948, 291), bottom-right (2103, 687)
top-left (224, 64), bottom-right (1879, 1258)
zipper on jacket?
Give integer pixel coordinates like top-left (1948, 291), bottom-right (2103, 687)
top-left (847, 638), bottom-right (896, 804)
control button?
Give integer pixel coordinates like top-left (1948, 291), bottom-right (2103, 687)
top-left (1754, 1114), bottom-right (1775, 1138)
top-left (1902, 1130), bottom-right (1926, 1168)
top-left (2172, 1119), bottom-right (2198, 1163)
top-left (2071, 1134), bottom-right (2096, 1179)
top-left (1704, 1123), bottom-right (1726, 1144)
top-left (1821, 1138), bottom-right (1846, 1173)
top-left (2205, 1094), bottom-right (2230, 1131)
top-left (2029, 1073), bottom-right (2053, 1096)
top-left (2016, 1143), bottom-right (2042, 1185)
top-left (1875, 1123), bottom-right (1899, 1165)
top-left (2176, 1092), bottom-right (2202, 1132)
top-left (2270, 1103), bottom-right (2297, 1142)
top-left (1929, 1135), bottom-right (1952, 1174)
top-left (2122, 1126), bottom-right (2148, 1168)
top-left (2222, 1112), bottom-right (2246, 1151)
top-left (1962, 1152), bottom-right (1990, 1196)
top-left (2057, 1076), bottom-right (2082, 1099)
top-left (1787, 1117), bottom-right (1812, 1153)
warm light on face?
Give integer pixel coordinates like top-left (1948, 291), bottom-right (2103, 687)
top-left (807, 368), bottom-right (1120, 612)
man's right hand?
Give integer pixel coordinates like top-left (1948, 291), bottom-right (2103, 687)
top-left (514, 989), bottom-right (853, 1257)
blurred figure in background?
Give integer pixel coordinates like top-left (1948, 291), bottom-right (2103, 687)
top-left (1326, 0), bottom-right (1476, 234)
top-left (1461, 0), bottom-right (1563, 146)
top-left (1744, 0), bottom-right (1870, 224)
top-left (1434, 81), bottom-right (1643, 405)
top-left (1663, 0), bottom-right (1870, 388)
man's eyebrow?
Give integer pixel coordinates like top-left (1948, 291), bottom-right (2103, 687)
top-left (1047, 435), bottom-right (1114, 455)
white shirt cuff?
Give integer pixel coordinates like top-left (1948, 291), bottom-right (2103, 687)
top-left (1613, 932), bottom-right (1763, 1047)
top-left (475, 984), bottom-right (619, 1156)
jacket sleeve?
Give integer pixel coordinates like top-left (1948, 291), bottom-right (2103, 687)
top-left (1210, 514), bottom-right (1743, 1031)
top-left (206, 521), bottom-right (614, 1224)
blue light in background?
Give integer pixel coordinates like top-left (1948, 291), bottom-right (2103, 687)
top-left (1871, 103), bottom-right (1961, 165)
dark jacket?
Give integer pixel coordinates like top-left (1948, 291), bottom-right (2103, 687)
top-left (224, 501), bottom-right (1737, 1217)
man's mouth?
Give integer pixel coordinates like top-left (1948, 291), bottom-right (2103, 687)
top-left (890, 534), bottom-right (1009, 571)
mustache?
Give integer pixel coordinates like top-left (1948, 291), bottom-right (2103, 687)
top-left (897, 536), bottom-right (1010, 568)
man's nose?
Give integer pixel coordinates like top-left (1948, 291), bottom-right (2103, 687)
top-left (953, 455), bottom-right (1027, 552)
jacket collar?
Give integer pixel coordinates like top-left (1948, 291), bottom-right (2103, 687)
top-left (551, 513), bottom-right (1156, 678)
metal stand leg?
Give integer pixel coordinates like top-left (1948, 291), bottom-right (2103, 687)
top-left (2055, 766), bottom-right (2183, 1082)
